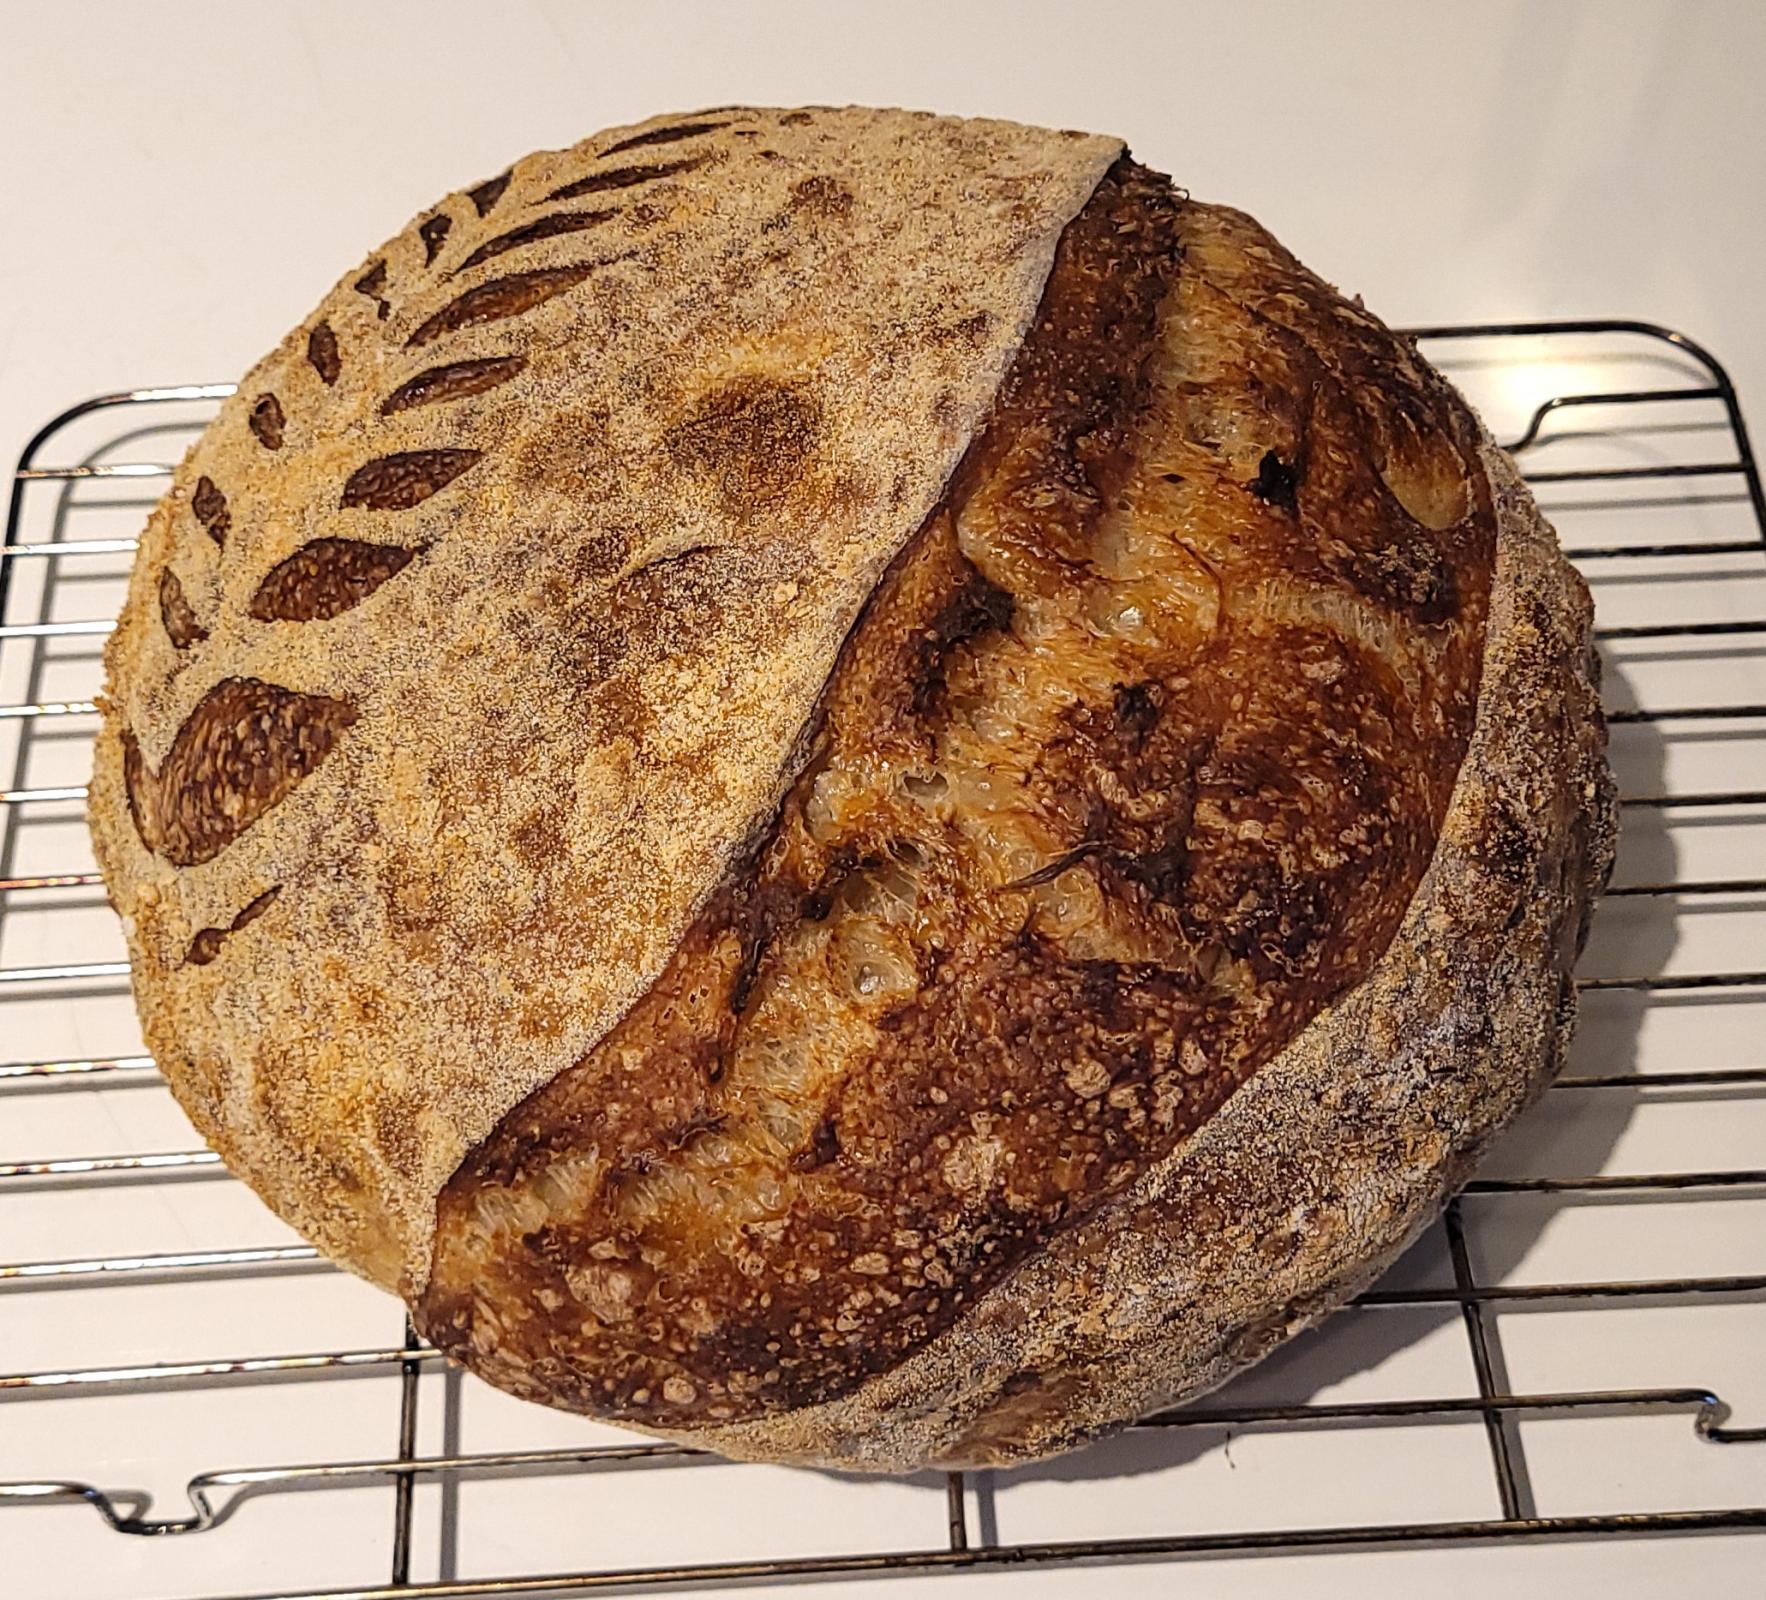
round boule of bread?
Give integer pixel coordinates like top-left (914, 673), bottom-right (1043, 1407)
top-left (90, 106), bottom-right (1615, 1472)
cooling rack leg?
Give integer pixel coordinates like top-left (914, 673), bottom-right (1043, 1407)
top-left (391, 1316), bottom-right (423, 1586)
top-left (945, 1472), bottom-right (969, 1551)
top-left (1445, 1200), bottom-right (1538, 1520)
top-left (438, 1365), bottom-right (464, 1581)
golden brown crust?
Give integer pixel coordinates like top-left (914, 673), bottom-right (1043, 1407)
top-left (412, 178), bottom-right (1552, 1456)
top-left (89, 109), bottom-right (1123, 1292)
top-left (91, 111), bottom-right (1614, 1471)
top-left (679, 437), bottom-right (1614, 1470)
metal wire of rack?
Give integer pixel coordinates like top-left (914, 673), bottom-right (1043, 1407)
top-left (0, 321), bottom-right (1762, 1598)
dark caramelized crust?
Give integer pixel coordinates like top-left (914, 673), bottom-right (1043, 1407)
top-left (418, 163), bottom-right (1498, 1429)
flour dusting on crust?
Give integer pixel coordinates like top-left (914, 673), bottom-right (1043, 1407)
top-left (90, 109), bottom-right (1122, 1292)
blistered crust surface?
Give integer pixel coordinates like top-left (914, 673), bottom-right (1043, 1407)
top-left (417, 185), bottom-right (1531, 1444)
top-left (89, 108), bottom-right (1123, 1290)
top-left (681, 438), bottom-right (1615, 1470)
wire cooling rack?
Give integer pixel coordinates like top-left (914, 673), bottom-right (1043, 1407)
top-left (0, 321), bottom-right (1762, 1600)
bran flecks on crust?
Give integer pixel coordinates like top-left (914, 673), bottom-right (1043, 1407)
top-left (684, 440), bottom-right (1614, 1471)
top-left (411, 170), bottom-right (1600, 1466)
top-left (90, 109), bottom-right (1124, 1295)
top-left (416, 171), bottom-right (1499, 1429)
top-left (91, 110), bottom-right (1613, 1472)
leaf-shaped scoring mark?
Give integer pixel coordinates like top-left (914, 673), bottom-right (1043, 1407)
top-left (547, 154), bottom-right (706, 202)
top-left (600, 120), bottom-right (728, 158)
top-left (404, 264), bottom-right (604, 349)
top-left (419, 213), bottom-right (454, 266)
top-left (191, 475), bottom-right (230, 546)
top-left (191, 476), bottom-right (226, 522)
top-left (380, 356), bottom-right (527, 415)
top-left (250, 538), bottom-right (424, 622)
top-left (453, 210), bottom-right (619, 275)
top-left (249, 394), bottom-right (286, 450)
top-left (341, 449), bottom-right (482, 510)
top-left (123, 678), bottom-right (357, 867)
top-left (187, 886), bottom-right (280, 967)
top-left (307, 322), bottom-right (342, 385)
top-left (355, 260), bottom-right (392, 320)
top-left (159, 567), bottom-right (207, 649)
top-left (467, 170), bottom-right (513, 217)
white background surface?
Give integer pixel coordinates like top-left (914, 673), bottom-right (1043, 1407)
top-left (3, 0), bottom-right (1766, 477)
top-left (1, 4), bottom-right (1763, 1599)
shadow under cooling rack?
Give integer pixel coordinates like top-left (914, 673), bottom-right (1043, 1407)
top-left (0, 321), bottom-right (1762, 1600)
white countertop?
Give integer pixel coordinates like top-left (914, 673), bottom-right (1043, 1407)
top-left (1, 4), bottom-right (1762, 1598)
top-left (4, 0), bottom-right (1765, 480)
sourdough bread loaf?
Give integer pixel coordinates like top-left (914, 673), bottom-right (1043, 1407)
top-left (91, 107), bottom-right (1614, 1471)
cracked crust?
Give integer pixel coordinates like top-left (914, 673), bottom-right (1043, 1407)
top-left (411, 181), bottom-right (1613, 1465)
top-left (91, 110), bottom-right (1613, 1472)
top-left (674, 435), bottom-right (1616, 1468)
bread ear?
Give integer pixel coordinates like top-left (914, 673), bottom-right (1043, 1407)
top-left (413, 189), bottom-right (1610, 1468)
